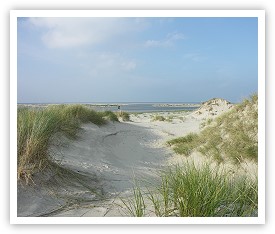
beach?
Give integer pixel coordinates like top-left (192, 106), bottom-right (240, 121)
top-left (17, 111), bottom-right (197, 216)
top-left (17, 98), bottom-right (257, 217)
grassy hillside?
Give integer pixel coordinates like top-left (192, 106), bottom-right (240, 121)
top-left (167, 94), bottom-right (258, 164)
top-left (122, 94), bottom-right (258, 217)
top-left (17, 104), bottom-right (118, 184)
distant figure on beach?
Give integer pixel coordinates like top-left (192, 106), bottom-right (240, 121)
top-left (118, 105), bottom-right (122, 114)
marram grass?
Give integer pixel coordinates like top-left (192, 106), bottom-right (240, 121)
top-left (151, 115), bottom-right (166, 122)
top-left (123, 162), bottom-right (258, 217)
top-left (17, 104), bottom-right (117, 184)
top-left (167, 94), bottom-right (258, 163)
top-left (117, 111), bottom-right (130, 121)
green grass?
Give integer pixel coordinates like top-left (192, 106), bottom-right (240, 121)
top-left (167, 133), bottom-right (199, 156)
top-left (151, 115), bottom-right (166, 121)
top-left (200, 118), bottom-right (213, 129)
top-left (151, 114), bottom-right (186, 123)
top-left (101, 110), bottom-right (119, 122)
top-left (165, 163), bottom-right (257, 217)
top-left (17, 104), bottom-right (115, 184)
top-left (120, 94), bottom-right (258, 216)
top-left (167, 94), bottom-right (258, 163)
top-left (120, 181), bottom-right (146, 217)
top-left (117, 111), bottom-right (130, 121)
top-left (123, 162), bottom-right (258, 217)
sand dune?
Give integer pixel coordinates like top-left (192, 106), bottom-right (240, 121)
top-left (17, 100), bottom-right (241, 217)
top-left (190, 98), bottom-right (233, 120)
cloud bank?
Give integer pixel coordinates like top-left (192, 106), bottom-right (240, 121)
top-left (28, 17), bottom-right (137, 48)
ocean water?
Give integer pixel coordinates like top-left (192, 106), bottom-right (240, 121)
top-left (18, 102), bottom-right (200, 113)
top-left (87, 103), bottom-right (200, 113)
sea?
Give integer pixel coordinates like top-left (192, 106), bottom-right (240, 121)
top-left (90, 103), bottom-right (200, 113)
top-left (18, 102), bottom-right (200, 113)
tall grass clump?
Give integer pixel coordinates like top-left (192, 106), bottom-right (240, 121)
top-left (17, 104), bottom-right (110, 183)
top-left (117, 111), bottom-right (130, 121)
top-left (60, 104), bottom-right (106, 125)
top-left (120, 183), bottom-right (146, 217)
top-left (167, 133), bottom-right (199, 156)
top-left (163, 162), bottom-right (258, 217)
top-left (101, 111), bottom-right (119, 122)
top-left (151, 115), bottom-right (166, 122)
top-left (17, 108), bottom-right (61, 183)
top-left (124, 162), bottom-right (258, 217)
top-left (167, 94), bottom-right (258, 163)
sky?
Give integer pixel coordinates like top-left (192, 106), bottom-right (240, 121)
top-left (17, 17), bottom-right (258, 103)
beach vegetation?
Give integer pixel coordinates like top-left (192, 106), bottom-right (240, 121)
top-left (101, 110), bottom-right (119, 122)
top-left (17, 104), bottom-right (114, 183)
top-left (178, 116), bottom-right (186, 122)
top-left (152, 115), bottom-right (166, 121)
top-left (123, 162), bottom-right (258, 217)
top-left (117, 111), bottom-right (130, 121)
top-left (200, 118), bottom-right (213, 129)
top-left (167, 133), bottom-right (199, 156)
top-left (120, 181), bottom-right (146, 217)
top-left (167, 94), bottom-right (258, 163)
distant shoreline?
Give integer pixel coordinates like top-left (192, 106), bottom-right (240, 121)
top-left (17, 103), bottom-right (201, 113)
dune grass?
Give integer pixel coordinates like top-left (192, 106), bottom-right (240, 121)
top-left (121, 94), bottom-right (258, 217)
top-left (101, 110), bottom-right (119, 122)
top-left (200, 118), bottom-right (213, 129)
top-left (151, 115), bottom-right (166, 122)
top-left (162, 163), bottom-right (257, 217)
top-left (117, 111), bottom-right (130, 121)
top-left (167, 133), bottom-right (199, 156)
top-left (123, 162), bottom-right (258, 217)
top-left (167, 94), bottom-right (258, 163)
top-left (120, 181), bottom-right (146, 217)
top-left (17, 104), bottom-right (116, 184)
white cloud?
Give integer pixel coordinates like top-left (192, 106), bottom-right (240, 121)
top-left (28, 17), bottom-right (135, 48)
top-left (145, 32), bottom-right (185, 48)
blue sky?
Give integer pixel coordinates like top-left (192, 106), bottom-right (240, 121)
top-left (17, 17), bottom-right (258, 103)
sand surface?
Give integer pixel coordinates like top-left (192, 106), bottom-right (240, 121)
top-left (18, 111), bottom-right (202, 217)
top-left (18, 100), bottom-right (256, 217)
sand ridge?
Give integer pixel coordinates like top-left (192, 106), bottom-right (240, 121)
top-left (17, 100), bottom-right (247, 217)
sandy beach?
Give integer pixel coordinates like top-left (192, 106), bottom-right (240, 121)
top-left (13, 14), bottom-right (262, 225)
top-left (17, 99), bottom-right (257, 217)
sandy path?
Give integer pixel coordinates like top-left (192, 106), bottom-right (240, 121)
top-left (17, 112), bottom-right (201, 217)
top-left (55, 121), bottom-right (170, 193)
